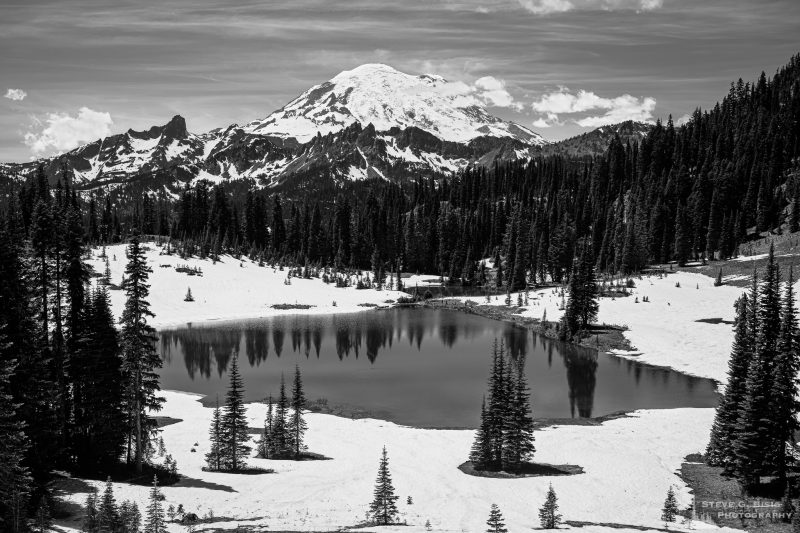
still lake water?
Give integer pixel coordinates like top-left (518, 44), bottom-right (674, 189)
top-left (156, 308), bottom-right (719, 428)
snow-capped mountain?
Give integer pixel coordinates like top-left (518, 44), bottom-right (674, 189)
top-left (245, 63), bottom-right (545, 145)
top-left (1, 64), bottom-right (547, 191)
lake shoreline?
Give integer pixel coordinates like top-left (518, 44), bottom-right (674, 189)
top-left (420, 297), bottom-right (634, 355)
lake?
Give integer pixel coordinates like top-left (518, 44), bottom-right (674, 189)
top-left (156, 308), bottom-right (719, 428)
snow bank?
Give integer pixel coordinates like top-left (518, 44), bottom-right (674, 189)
top-left (596, 272), bottom-right (744, 384)
top-left (444, 271), bottom-right (746, 384)
top-left (87, 243), bottom-right (407, 329)
top-left (58, 391), bottom-right (733, 533)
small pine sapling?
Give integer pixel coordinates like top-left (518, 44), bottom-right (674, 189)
top-left (486, 504), bottom-right (507, 533)
top-left (538, 484), bottom-right (562, 529)
top-left (662, 486), bottom-right (678, 526)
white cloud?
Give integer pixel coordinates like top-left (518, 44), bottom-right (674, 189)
top-left (4, 88), bottom-right (27, 101)
top-left (675, 113), bottom-right (692, 126)
top-left (473, 76), bottom-right (520, 109)
top-left (517, 0), bottom-right (662, 14)
top-left (422, 70), bottom-right (521, 110)
top-left (24, 107), bottom-right (113, 156)
top-left (531, 87), bottom-right (656, 128)
top-left (518, 0), bottom-right (573, 14)
top-left (532, 113), bottom-right (563, 128)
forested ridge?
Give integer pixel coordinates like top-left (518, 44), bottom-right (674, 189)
top-left (4, 55), bottom-right (799, 289)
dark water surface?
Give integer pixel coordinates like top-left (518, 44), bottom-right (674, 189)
top-left (156, 308), bottom-right (718, 428)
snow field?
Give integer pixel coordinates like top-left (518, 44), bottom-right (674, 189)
top-left (445, 271), bottom-right (748, 384)
top-left (87, 243), bottom-right (407, 329)
top-left (61, 391), bottom-right (732, 533)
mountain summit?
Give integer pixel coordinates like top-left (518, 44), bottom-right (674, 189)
top-left (4, 64), bottom-right (553, 190)
top-left (244, 64), bottom-right (545, 145)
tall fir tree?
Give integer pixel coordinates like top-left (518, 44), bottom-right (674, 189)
top-left (469, 397), bottom-right (492, 469)
top-left (706, 294), bottom-right (752, 469)
top-left (98, 477), bottom-right (120, 532)
top-left (205, 397), bottom-right (223, 470)
top-left (502, 362), bottom-right (535, 471)
top-left (120, 235), bottom-right (163, 472)
top-left (288, 365), bottom-right (307, 458)
top-left (72, 288), bottom-right (126, 472)
top-left (369, 446), bottom-right (399, 526)
top-left (772, 266), bottom-right (799, 484)
top-left (144, 476), bottom-right (166, 533)
top-left (221, 356), bottom-right (251, 471)
top-left (272, 374), bottom-right (291, 457)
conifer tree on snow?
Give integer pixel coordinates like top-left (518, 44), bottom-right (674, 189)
top-left (288, 365), bottom-right (307, 458)
top-left (83, 491), bottom-right (99, 533)
top-left (369, 446), bottom-right (399, 526)
top-left (120, 234), bottom-right (163, 473)
top-left (561, 247), bottom-right (598, 339)
top-left (485, 504), bottom-right (507, 533)
top-left (205, 397), bottom-right (223, 470)
top-left (757, 245), bottom-right (782, 366)
top-left (502, 362), bottom-right (535, 471)
top-left (221, 356), bottom-right (251, 471)
top-left (661, 486), bottom-right (678, 525)
top-left (119, 500), bottom-right (141, 533)
top-left (470, 341), bottom-right (535, 472)
top-left (98, 477), bottom-right (120, 532)
top-left (469, 397), bottom-right (492, 469)
top-left (734, 351), bottom-right (776, 488)
top-left (538, 484), bottom-right (562, 529)
top-left (257, 395), bottom-right (274, 458)
top-left (734, 247), bottom-right (781, 487)
top-left (272, 374), bottom-right (291, 457)
top-left (706, 294), bottom-right (752, 469)
top-left (144, 476), bottom-right (166, 533)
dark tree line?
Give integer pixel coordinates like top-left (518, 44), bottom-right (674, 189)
top-left (0, 173), bottom-right (164, 531)
top-left (5, 55), bottom-right (797, 295)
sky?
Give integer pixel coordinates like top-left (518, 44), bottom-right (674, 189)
top-left (1, 0), bottom-right (798, 162)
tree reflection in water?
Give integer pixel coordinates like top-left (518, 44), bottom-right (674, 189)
top-left (155, 309), bottom-right (718, 427)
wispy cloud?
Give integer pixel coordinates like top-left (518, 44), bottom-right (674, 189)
top-left (24, 107), bottom-right (113, 156)
top-left (517, 0), bottom-right (663, 15)
top-left (4, 88), bottom-right (27, 101)
top-left (532, 87), bottom-right (656, 127)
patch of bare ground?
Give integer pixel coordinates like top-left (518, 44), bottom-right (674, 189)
top-left (680, 454), bottom-right (792, 532)
top-left (662, 231), bottom-right (800, 288)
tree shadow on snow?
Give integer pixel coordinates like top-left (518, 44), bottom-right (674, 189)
top-left (174, 476), bottom-right (237, 492)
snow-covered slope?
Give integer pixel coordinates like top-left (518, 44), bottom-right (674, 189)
top-left (2, 64), bottom-right (546, 191)
top-left (245, 63), bottom-right (545, 146)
